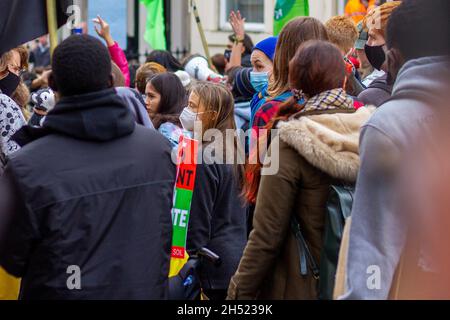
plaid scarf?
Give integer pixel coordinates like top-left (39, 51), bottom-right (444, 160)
top-left (302, 88), bottom-right (354, 113)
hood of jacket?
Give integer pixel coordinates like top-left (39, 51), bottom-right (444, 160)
top-left (115, 87), bottom-right (154, 129)
top-left (13, 88), bottom-right (136, 146)
top-left (277, 107), bottom-right (375, 182)
top-left (393, 56), bottom-right (449, 101)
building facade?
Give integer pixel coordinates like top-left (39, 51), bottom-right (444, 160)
top-left (65, 0), bottom-right (347, 62)
top-left (183, 0), bottom-right (347, 57)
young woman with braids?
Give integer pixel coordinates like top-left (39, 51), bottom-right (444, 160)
top-left (229, 40), bottom-right (374, 300)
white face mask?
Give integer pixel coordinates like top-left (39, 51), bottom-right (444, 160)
top-left (179, 107), bottom-right (203, 131)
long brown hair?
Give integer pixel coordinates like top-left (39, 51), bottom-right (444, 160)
top-left (148, 72), bottom-right (186, 129)
top-left (243, 40), bottom-right (347, 204)
top-left (280, 40), bottom-right (347, 115)
top-left (190, 81), bottom-right (236, 135)
top-left (268, 17), bottom-right (329, 99)
top-left (191, 81), bottom-right (245, 188)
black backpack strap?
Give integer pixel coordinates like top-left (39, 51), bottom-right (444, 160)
top-left (291, 216), bottom-right (320, 280)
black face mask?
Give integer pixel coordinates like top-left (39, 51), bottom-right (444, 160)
top-left (365, 44), bottom-right (386, 71)
top-left (0, 72), bottom-right (20, 97)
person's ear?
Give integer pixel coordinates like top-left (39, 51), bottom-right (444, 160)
top-left (48, 73), bottom-right (58, 92)
top-left (386, 48), bottom-right (405, 86)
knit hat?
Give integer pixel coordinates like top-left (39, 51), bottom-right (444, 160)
top-left (355, 21), bottom-right (368, 50)
top-left (253, 36), bottom-right (278, 61)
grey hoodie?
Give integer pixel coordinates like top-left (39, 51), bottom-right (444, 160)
top-left (339, 56), bottom-right (449, 299)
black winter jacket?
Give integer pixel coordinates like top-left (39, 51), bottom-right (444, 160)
top-left (0, 88), bottom-right (175, 299)
top-left (187, 150), bottom-right (247, 291)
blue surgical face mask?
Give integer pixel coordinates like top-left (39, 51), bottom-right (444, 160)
top-left (250, 71), bottom-right (269, 92)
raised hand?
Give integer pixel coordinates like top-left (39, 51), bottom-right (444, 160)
top-left (92, 15), bottom-right (114, 46)
top-left (229, 10), bottom-right (246, 41)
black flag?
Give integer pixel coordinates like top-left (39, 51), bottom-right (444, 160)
top-left (0, 0), bottom-right (73, 55)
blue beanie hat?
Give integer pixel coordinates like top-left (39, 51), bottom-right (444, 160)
top-left (253, 36), bottom-right (278, 61)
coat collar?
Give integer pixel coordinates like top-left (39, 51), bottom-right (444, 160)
top-left (277, 106), bottom-right (375, 182)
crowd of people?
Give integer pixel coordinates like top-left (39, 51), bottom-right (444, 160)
top-left (0, 0), bottom-right (449, 300)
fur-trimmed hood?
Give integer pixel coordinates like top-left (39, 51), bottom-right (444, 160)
top-left (277, 107), bottom-right (375, 182)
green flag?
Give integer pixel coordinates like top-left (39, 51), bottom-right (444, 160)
top-left (140, 0), bottom-right (166, 50)
top-left (273, 0), bottom-right (309, 36)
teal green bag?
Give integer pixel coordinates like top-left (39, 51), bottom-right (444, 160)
top-left (290, 184), bottom-right (354, 300)
top-left (319, 185), bottom-right (354, 300)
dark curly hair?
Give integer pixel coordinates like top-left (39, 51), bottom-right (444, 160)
top-left (52, 35), bottom-right (111, 96)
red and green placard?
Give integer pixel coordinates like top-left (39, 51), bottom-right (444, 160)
top-left (169, 135), bottom-right (199, 277)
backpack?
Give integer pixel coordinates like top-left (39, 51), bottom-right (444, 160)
top-left (318, 184), bottom-right (354, 300)
top-left (291, 183), bottom-right (355, 300)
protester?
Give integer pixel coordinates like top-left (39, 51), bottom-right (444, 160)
top-left (0, 47), bottom-right (28, 156)
top-left (225, 11), bottom-right (254, 71)
top-left (325, 15), bottom-right (365, 97)
top-left (252, 17), bottom-right (328, 135)
top-left (325, 16), bottom-right (358, 57)
top-left (251, 37), bottom-right (277, 74)
top-left (5, 46), bottom-right (30, 117)
top-left (0, 35), bottom-right (175, 299)
top-left (0, 0), bottom-right (448, 303)
top-left (93, 15), bottom-right (131, 87)
top-left (146, 50), bottom-right (183, 72)
top-left (339, 0), bottom-right (449, 299)
top-left (145, 72), bottom-right (185, 147)
top-left (183, 82), bottom-right (247, 300)
top-left (228, 40), bottom-right (374, 300)
top-left (357, 1), bottom-right (402, 107)
top-left (228, 36), bottom-right (278, 131)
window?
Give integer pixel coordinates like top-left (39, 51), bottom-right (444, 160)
top-left (220, 0), bottom-right (265, 32)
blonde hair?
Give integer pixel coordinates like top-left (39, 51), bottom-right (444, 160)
top-left (363, 1), bottom-right (402, 37)
top-left (191, 81), bottom-right (244, 188)
top-left (0, 46), bottom-right (28, 74)
top-left (325, 16), bottom-right (359, 54)
top-left (190, 81), bottom-right (236, 136)
top-left (11, 82), bottom-right (30, 118)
